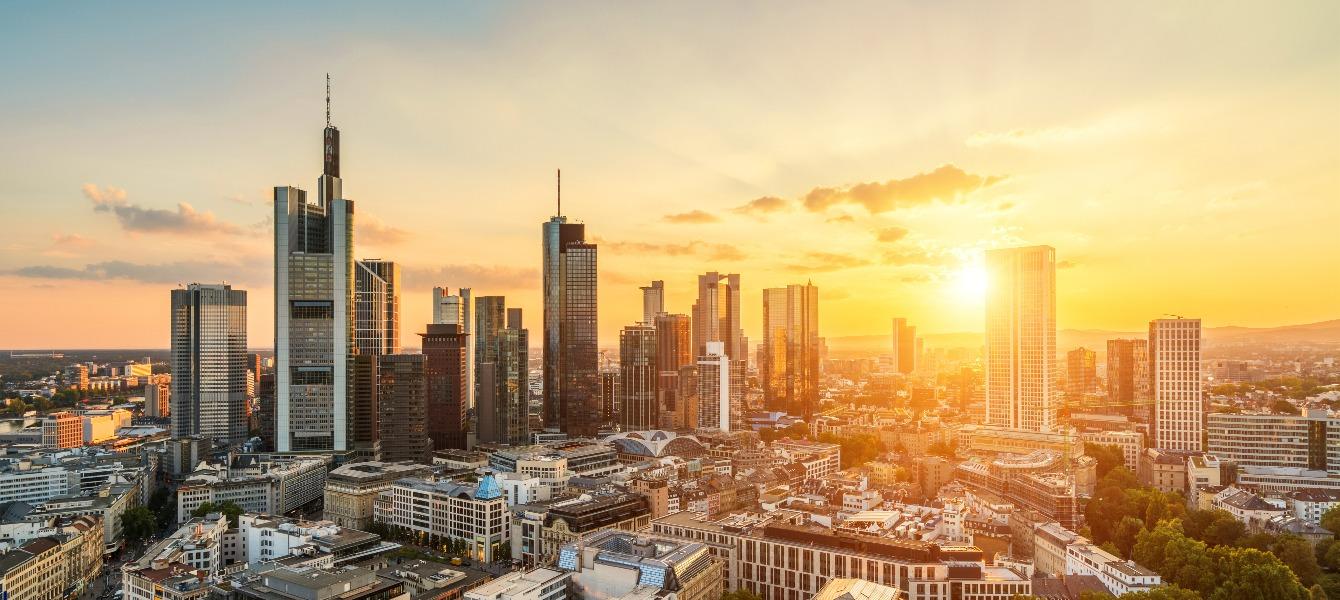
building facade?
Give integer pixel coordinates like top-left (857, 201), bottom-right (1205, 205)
top-left (542, 210), bottom-right (600, 438)
top-left (761, 283), bottom-right (819, 419)
top-left (692, 272), bottom-right (745, 366)
top-left (423, 323), bottom-right (471, 450)
top-left (378, 354), bottom-right (431, 463)
top-left (477, 299), bottom-right (529, 445)
top-left (984, 245), bottom-right (1057, 433)
top-left (354, 259), bottom-right (400, 356)
top-left (1150, 318), bottom-right (1202, 451)
top-left (170, 283), bottom-right (248, 443)
top-left (619, 323), bottom-right (658, 431)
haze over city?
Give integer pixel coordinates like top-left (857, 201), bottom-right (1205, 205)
top-left (3, 2), bottom-right (1337, 349)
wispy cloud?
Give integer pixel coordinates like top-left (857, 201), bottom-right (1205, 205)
top-left (874, 227), bottom-right (909, 243)
top-left (732, 196), bottom-right (789, 218)
top-left (8, 259), bottom-right (258, 284)
top-left (965, 113), bottom-right (1142, 148)
top-left (803, 165), bottom-right (1004, 213)
top-left (596, 238), bottom-right (745, 261)
top-left (881, 247), bottom-right (949, 266)
top-left (402, 264), bottom-right (539, 290)
top-left (84, 183), bottom-right (243, 235)
top-left (662, 210), bottom-right (720, 224)
top-left (357, 215), bottom-right (410, 245)
top-left (787, 251), bottom-right (872, 273)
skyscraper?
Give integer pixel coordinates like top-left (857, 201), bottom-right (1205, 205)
top-left (697, 342), bottom-right (743, 432)
top-left (477, 297), bottom-right (529, 445)
top-left (274, 86), bottom-right (354, 454)
top-left (422, 323), bottom-right (470, 450)
top-left (640, 281), bottom-right (665, 324)
top-left (984, 245), bottom-right (1057, 432)
top-left (354, 259), bottom-right (400, 356)
top-left (1107, 339), bottom-right (1150, 419)
top-left (1065, 347), bottom-right (1097, 400)
top-left (542, 179), bottom-right (599, 437)
top-left (619, 323), bottom-right (658, 431)
top-left (891, 318), bottom-right (917, 375)
top-left (433, 287), bottom-right (474, 411)
top-left (377, 354), bottom-right (431, 463)
top-left (170, 283), bottom-right (248, 442)
top-left (691, 272), bottom-right (744, 364)
top-left (654, 313), bottom-right (692, 428)
top-left (1150, 318), bottom-right (1203, 451)
top-left (350, 354), bottom-right (379, 459)
top-left (761, 283), bottom-right (820, 419)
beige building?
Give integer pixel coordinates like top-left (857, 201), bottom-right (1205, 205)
top-left (1149, 318), bottom-right (1203, 451)
top-left (324, 461), bottom-right (433, 530)
top-left (985, 245), bottom-right (1057, 433)
top-left (0, 537), bottom-right (64, 600)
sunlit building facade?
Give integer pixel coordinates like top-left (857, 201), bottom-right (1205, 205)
top-left (542, 213), bottom-right (600, 437)
top-left (619, 323), bottom-right (658, 431)
top-left (170, 283), bottom-right (248, 443)
top-left (693, 272), bottom-right (745, 365)
top-left (761, 283), bottom-right (820, 419)
top-left (1150, 318), bottom-right (1203, 452)
top-left (985, 245), bottom-right (1057, 433)
top-left (478, 298), bottom-right (529, 445)
top-left (353, 259), bottom-right (400, 356)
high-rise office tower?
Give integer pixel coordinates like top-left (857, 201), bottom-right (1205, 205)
top-left (619, 324), bottom-right (658, 431)
top-left (697, 342), bottom-right (743, 431)
top-left (542, 177), bottom-right (599, 437)
top-left (170, 284), bottom-right (248, 442)
top-left (1065, 347), bottom-right (1098, 400)
top-left (640, 281), bottom-right (665, 324)
top-left (1150, 318), bottom-right (1203, 451)
top-left (761, 283), bottom-right (820, 419)
top-left (691, 272), bottom-right (744, 365)
top-left (1107, 339), bottom-right (1150, 419)
top-left (600, 370), bottom-right (620, 425)
top-left (477, 298), bottom-right (529, 445)
top-left (247, 353), bottom-right (263, 387)
top-left (274, 85), bottom-right (354, 453)
top-left (433, 287), bottom-right (474, 411)
top-left (891, 318), bottom-right (917, 375)
top-left (354, 259), bottom-right (400, 356)
top-left (422, 323), bottom-right (470, 450)
top-left (984, 245), bottom-right (1057, 432)
top-left (377, 354), bottom-right (431, 463)
top-left (350, 354), bottom-right (380, 459)
top-left (654, 313), bottom-right (692, 427)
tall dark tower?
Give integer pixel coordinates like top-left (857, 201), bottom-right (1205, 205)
top-left (542, 171), bottom-right (600, 437)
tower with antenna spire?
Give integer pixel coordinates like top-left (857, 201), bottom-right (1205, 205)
top-left (541, 172), bottom-right (601, 437)
top-left (271, 75), bottom-right (355, 455)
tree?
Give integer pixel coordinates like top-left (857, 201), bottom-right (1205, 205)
top-left (122, 506), bottom-right (157, 545)
top-left (1113, 516), bottom-right (1146, 558)
top-left (192, 500), bottom-right (243, 527)
top-left (1311, 583), bottom-right (1329, 600)
top-left (1184, 509), bottom-right (1245, 547)
top-left (1209, 545), bottom-right (1309, 600)
top-left (1271, 399), bottom-right (1301, 415)
top-left (1085, 443), bottom-right (1127, 480)
top-left (1320, 505), bottom-right (1340, 538)
top-left (1117, 586), bottom-right (1203, 600)
top-left (1273, 535), bottom-right (1322, 587)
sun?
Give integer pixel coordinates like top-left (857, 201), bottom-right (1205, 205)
top-left (951, 261), bottom-right (988, 303)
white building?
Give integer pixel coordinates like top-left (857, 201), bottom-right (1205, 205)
top-left (1287, 489), bottom-right (1340, 525)
top-left (1065, 541), bottom-right (1161, 596)
top-left (176, 456), bottom-right (328, 522)
top-left (465, 568), bottom-right (569, 600)
top-left (1207, 408), bottom-right (1339, 471)
top-left (697, 341), bottom-right (736, 431)
top-left (984, 245), bottom-right (1057, 433)
top-left (381, 473), bottom-right (510, 562)
top-left (1150, 318), bottom-right (1202, 451)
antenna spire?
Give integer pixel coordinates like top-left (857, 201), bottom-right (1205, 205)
top-left (325, 73), bottom-right (331, 127)
top-left (557, 168), bottom-right (562, 217)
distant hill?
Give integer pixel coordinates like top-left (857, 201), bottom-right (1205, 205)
top-left (825, 319), bottom-right (1340, 356)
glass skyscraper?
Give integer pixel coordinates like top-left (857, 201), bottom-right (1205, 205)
top-left (984, 245), bottom-right (1057, 433)
top-left (170, 283), bottom-right (248, 442)
top-left (354, 259), bottom-right (400, 356)
top-left (542, 213), bottom-right (599, 437)
top-left (761, 283), bottom-right (820, 419)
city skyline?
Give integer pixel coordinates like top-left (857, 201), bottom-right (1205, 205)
top-left (2, 4), bottom-right (1336, 350)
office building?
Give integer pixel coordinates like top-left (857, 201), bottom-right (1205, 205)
top-left (891, 318), bottom-right (916, 375)
top-left (323, 461), bottom-right (434, 530)
top-left (761, 283), bottom-right (819, 418)
top-left (542, 193), bottom-right (600, 437)
top-left (655, 313), bottom-right (693, 427)
top-left (144, 382), bottom-right (169, 419)
top-left (170, 283), bottom-right (248, 443)
top-left (985, 245), bottom-right (1057, 432)
top-left (641, 280), bottom-right (665, 324)
top-left (1150, 318), bottom-right (1202, 451)
top-left (176, 455), bottom-right (329, 522)
top-left (273, 95), bottom-right (354, 454)
top-left (600, 370), bottom-right (620, 424)
top-left (1106, 339), bottom-right (1149, 418)
top-left (1065, 347), bottom-right (1097, 400)
top-left (377, 354), bottom-right (431, 463)
top-left (619, 323), bottom-right (658, 431)
top-left (692, 272), bottom-right (744, 365)
top-left (354, 259), bottom-right (401, 356)
top-left (434, 286), bottom-right (474, 411)
top-left (698, 342), bottom-right (742, 432)
top-left (350, 354), bottom-right (380, 460)
top-left (41, 412), bottom-right (82, 449)
top-left (556, 530), bottom-right (723, 600)
top-left (422, 323), bottom-right (471, 450)
top-left (1206, 408), bottom-right (1338, 471)
top-left (382, 473), bottom-right (510, 562)
top-left (477, 298), bottom-right (529, 445)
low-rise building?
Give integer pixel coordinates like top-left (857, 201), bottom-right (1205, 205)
top-left (381, 473), bottom-right (510, 563)
top-left (555, 530), bottom-right (723, 600)
top-left (1064, 542), bottom-right (1161, 596)
top-left (465, 568), bottom-right (569, 600)
top-left (176, 455), bottom-right (328, 522)
top-left (324, 461), bottom-right (433, 530)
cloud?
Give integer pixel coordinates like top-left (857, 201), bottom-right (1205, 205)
top-left (84, 183), bottom-right (243, 235)
top-left (8, 259), bottom-right (258, 284)
top-left (51, 233), bottom-right (93, 250)
top-left (787, 251), bottom-right (872, 273)
top-left (357, 216), bottom-right (410, 245)
top-left (965, 114), bottom-right (1141, 149)
top-left (874, 227), bottom-right (909, 243)
top-left (402, 264), bottom-right (539, 291)
top-left (826, 215), bottom-right (855, 224)
top-left (595, 238), bottom-right (745, 262)
top-left (1057, 259), bottom-right (1078, 269)
top-left (732, 196), bottom-right (789, 218)
top-left (881, 247), bottom-right (949, 266)
top-left (803, 165), bottom-right (1003, 213)
top-left (662, 210), bottom-right (720, 224)
top-left (900, 273), bottom-right (933, 283)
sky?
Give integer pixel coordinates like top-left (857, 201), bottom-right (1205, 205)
top-left (1, 2), bottom-right (1337, 350)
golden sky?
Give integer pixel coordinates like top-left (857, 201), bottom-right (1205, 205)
top-left (1, 2), bottom-right (1337, 349)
